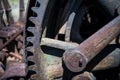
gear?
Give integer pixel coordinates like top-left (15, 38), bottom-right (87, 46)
top-left (25, 0), bottom-right (49, 79)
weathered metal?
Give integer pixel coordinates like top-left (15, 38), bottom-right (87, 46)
top-left (70, 5), bottom-right (89, 43)
top-left (0, 27), bottom-right (23, 51)
top-left (0, 0), bottom-right (5, 47)
top-left (0, 0), bottom-right (4, 27)
top-left (0, 61), bottom-right (25, 80)
top-left (46, 62), bottom-right (63, 79)
top-left (72, 72), bottom-right (96, 80)
top-left (65, 12), bottom-right (75, 42)
top-left (25, 0), bottom-right (50, 79)
top-left (63, 16), bottom-right (120, 72)
top-left (19, 0), bottom-right (25, 22)
top-left (43, 48), bottom-right (120, 79)
top-left (0, 0), bottom-right (119, 79)
top-left (0, 62), bottom-right (4, 77)
top-left (2, 0), bottom-right (14, 25)
top-left (0, 51), bottom-right (8, 61)
top-left (41, 38), bottom-right (79, 50)
top-left (0, 27), bottom-right (20, 38)
top-left (0, 0), bottom-right (26, 79)
top-left (93, 48), bottom-right (120, 71)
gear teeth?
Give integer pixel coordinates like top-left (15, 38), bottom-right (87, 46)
top-left (27, 56), bottom-right (34, 61)
top-left (27, 27), bottom-right (35, 35)
top-left (27, 37), bottom-right (34, 43)
top-left (31, 7), bottom-right (39, 14)
top-left (28, 65), bottom-right (37, 71)
top-left (36, 0), bottom-right (40, 3)
top-left (29, 17), bottom-right (38, 24)
top-left (30, 74), bottom-right (38, 80)
top-left (26, 47), bottom-right (34, 53)
top-left (25, 0), bottom-right (50, 79)
top-left (28, 61), bottom-right (35, 67)
top-left (27, 70), bottom-right (36, 79)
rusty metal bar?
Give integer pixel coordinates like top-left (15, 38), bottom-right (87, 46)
top-left (0, 28), bottom-right (23, 51)
top-left (2, 0), bottom-right (14, 25)
top-left (44, 48), bottom-right (120, 79)
top-left (19, 0), bottom-right (25, 22)
top-left (0, 61), bottom-right (25, 79)
top-left (41, 38), bottom-right (79, 50)
top-left (63, 16), bottom-right (120, 72)
top-left (0, 0), bottom-right (4, 46)
top-left (0, 0), bottom-right (4, 27)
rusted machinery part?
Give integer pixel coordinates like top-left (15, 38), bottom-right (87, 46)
top-left (19, 0), bottom-right (25, 22)
top-left (54, 0), bottom-right (83, 40)
top-left (45, 0), bottom-right (67, 39)
top-left (0, 27), bottom-right (23, 51)
top-left (63, 16), bottom-right (120, 72)
top-left (25, 0), bottom-right (50, 80)
top-left (0, 0), bottom-right (26, 79)
top-left (0, 0), bottom-right (5, 27)
top-left (2, 0), bottom-right (15, 25)
top-left (41, 38), bottom-right (79, 50)
top-left (0, 0), bottom-right (25, 51)
top-left (0, 61), bottom-right (25, 80)
top-left (39, 35), bottom-right (120, 79)
top-left (93, 48), bottom-right (120, 71)
top-left (72, 72), bottom-right (96, 80)
top-left (43, 38), bottom-right (120, 70)
top-left (70, 5), bottom-right (89, 43)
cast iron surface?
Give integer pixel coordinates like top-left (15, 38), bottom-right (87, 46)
top-left (25, 0), bottom-right (49, 79)
top-left (0, 0), bottom-right (119, 80)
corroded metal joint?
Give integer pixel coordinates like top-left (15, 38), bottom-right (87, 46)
top-left (63, 48), bottom-right (88, 72)
top-left (63, 16), bottom-right (120, 72)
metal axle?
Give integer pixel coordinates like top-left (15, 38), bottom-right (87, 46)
top-left (63, 16), bottom-right (120, 72)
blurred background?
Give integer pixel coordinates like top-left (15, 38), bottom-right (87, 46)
top-left (4, 0), bottom-right (28, 21)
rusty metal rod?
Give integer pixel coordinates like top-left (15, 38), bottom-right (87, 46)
top-left (0, 61), bottom-right (25, 79)
top-left (0, 0), bottom-right (4, 27)
top-left (44, 48), bottom-right (120, 79)
top-left (0, 0), bottom-right (4, 47)
top-left (2, 0), bottom-right (14, 25)
top-left (0, 28), bottom-right (23, 51)
top-left (19, 0), bottom-right (25, 22)
top-left (63, 16), bottom-right (120, 72)
top-left (41, 38), bottom-right (79, 50)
